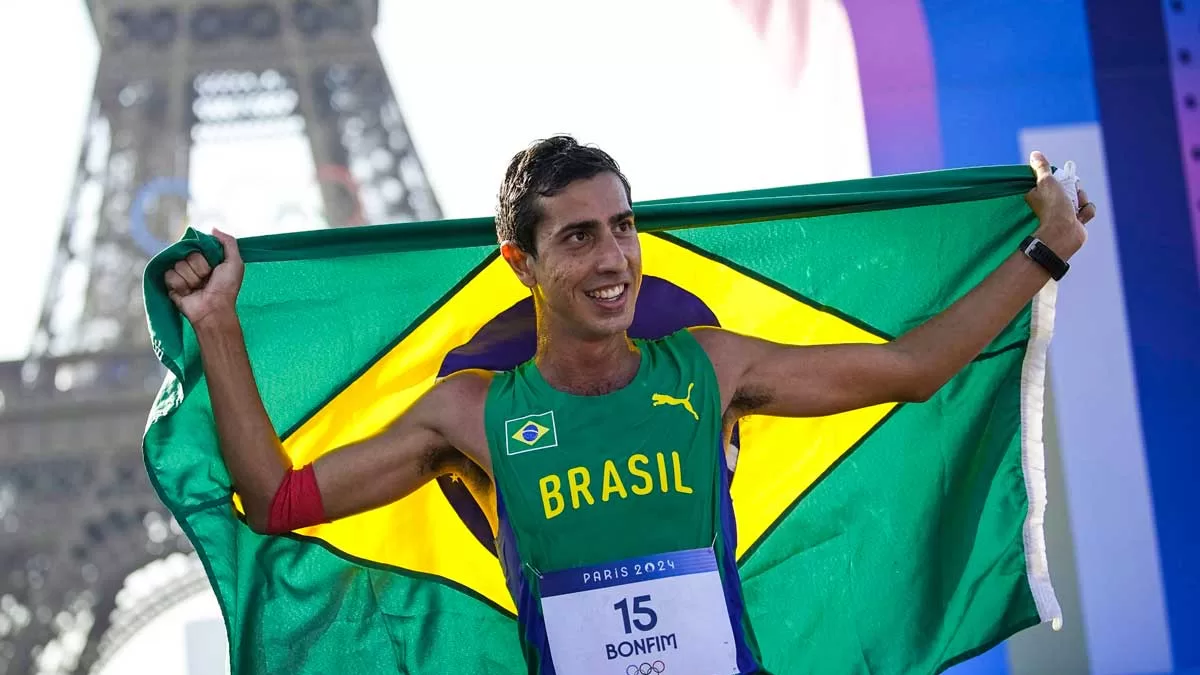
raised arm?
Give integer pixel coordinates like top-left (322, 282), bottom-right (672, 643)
top-left (165, 230), bottom-right (489, 533)
top-left (698, 151), bottom-right (1097, 421)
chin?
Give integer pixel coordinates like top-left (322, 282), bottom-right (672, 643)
top-left (576, 307), bottom-right (635, 340)
top-left (582, 318), bottom-right (633, 341)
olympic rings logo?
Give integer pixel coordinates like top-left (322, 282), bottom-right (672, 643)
top-left (626, 661), bottom-right (665, 675)
top-left (127, 164), bottom-right (363, 256)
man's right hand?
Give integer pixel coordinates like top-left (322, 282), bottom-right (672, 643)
top-left (165, 228), bottom-right (244, 327)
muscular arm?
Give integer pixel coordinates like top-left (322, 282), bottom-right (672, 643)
top-left (698, 250), bottom-right (1057, 420)
top-left (311, 371), bottom-right (491, 522)
top-left (171, 229), bottom-right (490, 534)
top-left (195, 310), bottom-right (489, 531)
top-left (699, 152), bottom-right (1093, 422)
top-left (192, 311), bottom-right (289, 529)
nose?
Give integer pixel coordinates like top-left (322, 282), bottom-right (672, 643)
top-left (594, 228), bottom-right (629, 275)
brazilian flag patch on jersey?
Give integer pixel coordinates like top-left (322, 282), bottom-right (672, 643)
top-left (505, 412), bottom-right (558, 454)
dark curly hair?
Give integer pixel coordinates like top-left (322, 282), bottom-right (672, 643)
top-left (496, 135), bottom-right (632, 256)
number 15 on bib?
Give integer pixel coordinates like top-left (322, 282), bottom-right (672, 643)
top-left (538, 548), bottom-right (741, 675)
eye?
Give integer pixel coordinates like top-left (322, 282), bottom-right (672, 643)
top-left (568, 230), bottom-right (590, 243)
top-left (615, 220), bottom-right (635, 233)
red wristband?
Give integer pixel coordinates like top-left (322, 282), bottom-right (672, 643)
top-left (265, 463), bottom-right (329, 534)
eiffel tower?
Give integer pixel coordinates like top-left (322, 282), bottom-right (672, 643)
top-left (0, 2), bottom-right (440, 672)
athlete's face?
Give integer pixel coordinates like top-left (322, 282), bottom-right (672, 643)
top-left (505, 172), bottom-right (641, 341)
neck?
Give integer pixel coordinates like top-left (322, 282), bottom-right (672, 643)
top-left (534, 324), bottom-right (640, 396)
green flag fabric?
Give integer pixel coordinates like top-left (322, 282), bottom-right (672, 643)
top-left (142, 165), bottom-right (1061, 674)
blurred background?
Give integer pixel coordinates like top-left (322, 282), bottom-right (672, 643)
top-left (0, 1), bottom-right (1196, 673)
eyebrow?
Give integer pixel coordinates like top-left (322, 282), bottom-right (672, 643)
top-left (609, 210), bottom-right (635, 225)
top-left (560, 210), bottom-right (635, 233)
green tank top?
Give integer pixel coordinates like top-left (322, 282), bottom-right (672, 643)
top-left (485, 329), bottom-right (764, 675)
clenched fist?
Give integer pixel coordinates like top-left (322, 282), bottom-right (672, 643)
top-left (165, 228), bottom-right (244, 327)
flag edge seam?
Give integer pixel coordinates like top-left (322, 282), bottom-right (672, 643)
top-left (1020, 281), bottom-right (1064, 628)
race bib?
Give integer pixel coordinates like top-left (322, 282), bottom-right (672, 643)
top-left (538, 548), bottom-right (741, 675)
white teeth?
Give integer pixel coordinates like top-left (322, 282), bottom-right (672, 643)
top-left (587, 285), bottom-right (624, 300)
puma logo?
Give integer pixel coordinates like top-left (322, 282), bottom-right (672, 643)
top-left (652, 382), bottom-right (698, 421)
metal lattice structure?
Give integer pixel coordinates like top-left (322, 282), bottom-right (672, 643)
top-left (32, 0), bottom-right (440, 358)
top-left (0, 351), bottom-right (188, 675)
top-left (1, 2), bottom-right (440, 673)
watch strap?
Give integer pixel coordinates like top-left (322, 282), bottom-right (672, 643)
top-left (1019, 236), bottom-right (1069, 281)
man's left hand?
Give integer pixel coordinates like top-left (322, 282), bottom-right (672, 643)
top-left (1024, 150), bottom-right (1096, 261)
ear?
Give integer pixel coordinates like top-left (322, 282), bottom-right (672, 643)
top-left (500, 241), bottom-right (537, 289)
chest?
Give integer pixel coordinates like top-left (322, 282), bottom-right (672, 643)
top-left (491, 392), bottom-right (721, 561)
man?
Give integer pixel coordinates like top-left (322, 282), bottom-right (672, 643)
top-left (165, 136), bottom-right (1095, 675)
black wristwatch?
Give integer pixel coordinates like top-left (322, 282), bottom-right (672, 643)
top-left (1019, 236), bottom-right (1069, 281)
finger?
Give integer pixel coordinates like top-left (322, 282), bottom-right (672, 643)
top-left (1076, 184), bottom-right (1090, 208)
top-left (184, 251), bottom-right (212, 278)
top-left (1029, 150), bottom-right (1053, 180)
top-left (212, 227), bottom-right (243, 265)
top-left (1075, 182), bottom-right (1094, 224)
top-left (174, 259), bottom-right (202, 288)
top-left (1078, 202), bottom-right (1098, 225)
top-left (164, 269), bottom-right (189, 295)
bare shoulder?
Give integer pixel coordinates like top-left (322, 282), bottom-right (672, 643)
top-left (688, 326), bottom-right (757, 373)
top-left (421, 368), bottom-right (495, 471)
top-left (429, 368), bottom-right (494, 408)
top-left (689, 325), bottom-right (738, 354)
top-left (687, 327), bottom-right (760, 414)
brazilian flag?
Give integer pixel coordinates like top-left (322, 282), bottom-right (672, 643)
top-left (143, 166), bottom-right (1061, 674)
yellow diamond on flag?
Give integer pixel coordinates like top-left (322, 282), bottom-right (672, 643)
top-left (268, 233), bottom-right (896, 614)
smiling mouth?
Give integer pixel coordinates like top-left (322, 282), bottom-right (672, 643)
top-left (585, 283), bottom-right (628, 305)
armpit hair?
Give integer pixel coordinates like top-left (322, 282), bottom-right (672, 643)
top-left (418, 445), bottom-right (459, 478)
top-left (730, 384), bottom-right (773, 416)
top-left (420, 446), bottom-right (494, 501)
